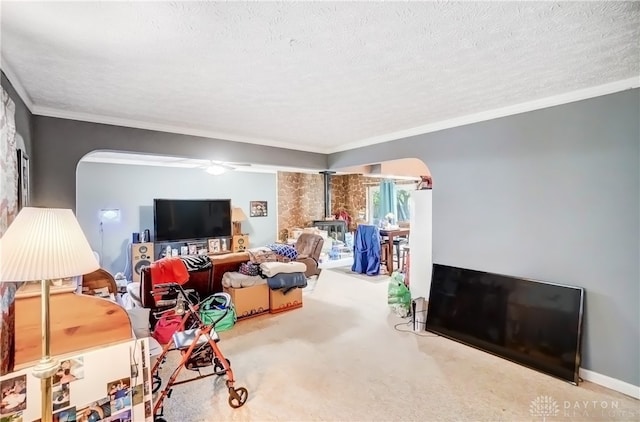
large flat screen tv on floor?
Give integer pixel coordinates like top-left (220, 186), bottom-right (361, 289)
top-left (426, 264), bottom-right (584, 384)
top-left (153, 198), bottom-right (232, 242)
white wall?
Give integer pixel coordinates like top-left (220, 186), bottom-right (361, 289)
top-left (409, 189), bottom-right (432, 299)
top-left (76, 162), bottom-right (277, 275)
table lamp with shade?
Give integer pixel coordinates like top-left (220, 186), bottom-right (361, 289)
top-left (231, 207), bottom-right (247, 235)
top-left (0, 207), bottom-right (99, 422)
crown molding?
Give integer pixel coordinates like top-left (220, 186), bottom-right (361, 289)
top-left (0, 56), bottom-right (35, 112)
top-left (328, 76), bottom-right (640, 154)
top-left (8, 72), bottom-right (638, 155)
top-left (31, 105), bottom-right (328, 154)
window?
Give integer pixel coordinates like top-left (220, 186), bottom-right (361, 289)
top-left (367, 183), bottom-right (413, 224)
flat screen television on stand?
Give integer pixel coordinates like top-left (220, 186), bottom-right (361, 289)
top-left (426, 264), bottom-right (584, 384)
top-left (153, 198), bottom-right (232, 242)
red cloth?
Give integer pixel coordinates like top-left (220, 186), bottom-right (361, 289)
top-left (149, 257), bottom-right (189, 286)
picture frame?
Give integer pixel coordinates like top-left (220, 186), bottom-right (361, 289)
top-left (188, 244), bottom-right (198, 255)
top-left (17, 149), bottom-right (29, 209)
top-left (219, 237), bottom-right (230, 252)
top-left (250, 201), bottom-right (268, 217)
top-left (208, 238), bottom-right (221, 253)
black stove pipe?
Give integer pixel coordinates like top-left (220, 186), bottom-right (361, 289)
top-left (319, 171), bottom-right (336, 218)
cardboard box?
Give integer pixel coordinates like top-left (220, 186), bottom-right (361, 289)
top-left (223, 283), bottom-right (269, 319)
top-left (269, 287), bottom-right (303, 314)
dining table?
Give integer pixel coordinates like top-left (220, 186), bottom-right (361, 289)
top-left (379, 227), bottom-right (410, 274)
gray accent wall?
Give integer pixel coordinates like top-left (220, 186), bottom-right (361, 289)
top-left (76, 162), bottom-right (278, 275)
top-left (32, 116), bottom-right (327, 210)
top-left (329, 89), bottom-right (640, 387)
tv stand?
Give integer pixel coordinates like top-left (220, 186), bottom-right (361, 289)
top-left (154, 237), bottom-right (232, 259)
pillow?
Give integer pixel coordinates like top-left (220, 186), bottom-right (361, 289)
top-left (126, 282), bottom-right (142, 305)
top-left (127, 307), bottom-right (151, 339)
top-left (267, 243), bottom-right (299, 260)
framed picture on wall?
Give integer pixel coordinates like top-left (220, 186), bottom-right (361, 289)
top-left (250, 201), bottom-right (267, 217)
top-left (17, 149), bottom-right (29, 209)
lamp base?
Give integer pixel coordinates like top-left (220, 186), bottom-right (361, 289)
top-left (32, 356), bottom-right (58, 379)
top-left (233, 221), bottom-right (242, 236)
top-left (35, 280), bottom-right (57, 422)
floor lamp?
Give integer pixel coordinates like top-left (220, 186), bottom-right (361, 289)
top-left (0, 207), bottom-right (99, 422)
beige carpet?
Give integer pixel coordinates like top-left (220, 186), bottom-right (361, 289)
top-left (157, 270), bottom-right (639, 421)
top-left (323, 265), bottom-right (391, 283)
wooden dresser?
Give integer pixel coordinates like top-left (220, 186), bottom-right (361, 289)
top-left (14, 292), bottom-right (132, 369)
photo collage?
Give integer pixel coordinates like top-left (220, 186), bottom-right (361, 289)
top-left (0, 339), bottom-right (153, 422)
top-left (0, 375), bottom-right (27, 419)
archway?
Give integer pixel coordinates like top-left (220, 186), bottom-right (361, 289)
top-left (332, 157), bottom-right (433, 300)
top-left (74, 150), bottom-right (323, 276)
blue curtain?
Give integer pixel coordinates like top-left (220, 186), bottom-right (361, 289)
top-left (396, 190), bottom-right (410, 222)
top-left (378, 179), bottom-right (397, 224)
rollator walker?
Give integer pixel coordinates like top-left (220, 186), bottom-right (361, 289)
top-left (150, 282), bottom-right (248, 422)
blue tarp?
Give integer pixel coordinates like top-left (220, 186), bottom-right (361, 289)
top-left (351, 224), bottom-right (381, 276)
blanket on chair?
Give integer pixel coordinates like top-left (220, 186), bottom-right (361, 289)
top-left (149, 257), bottom-right (189, 286)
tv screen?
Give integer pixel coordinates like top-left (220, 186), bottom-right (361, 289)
top-left (153, 199), bottom-right (232, 242)
top-left (426, 264), bottom-right (584, 384)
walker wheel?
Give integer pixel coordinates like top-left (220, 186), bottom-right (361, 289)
top-left (228, 386), bottom-right (248, 408)
top-left (213, 358), bottom-right (231, 376)
top-left (154, 418), bottom-right (167, 422)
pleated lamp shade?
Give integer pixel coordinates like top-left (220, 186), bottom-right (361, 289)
top-left (231, 207), bottom-right (247, 222)
top-left (0, 207), bottom-right (99, 282)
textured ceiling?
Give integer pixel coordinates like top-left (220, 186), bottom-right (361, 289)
top-left (2, 2), bottom-right (639, 153)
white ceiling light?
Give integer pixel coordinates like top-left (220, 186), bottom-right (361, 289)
top-left (205, 164), bottom-right (228, 175)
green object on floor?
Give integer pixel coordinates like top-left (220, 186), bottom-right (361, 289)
top-left (200, 295), bottom-right (237, 332)
top-left (387, 271), bottom-right (411, 317)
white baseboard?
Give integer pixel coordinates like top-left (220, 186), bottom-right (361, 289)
top-left (579, 368), bottom-right (640, 400)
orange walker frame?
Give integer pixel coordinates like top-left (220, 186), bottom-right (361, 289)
top-left (150, 283), bottom-right (248, 422)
